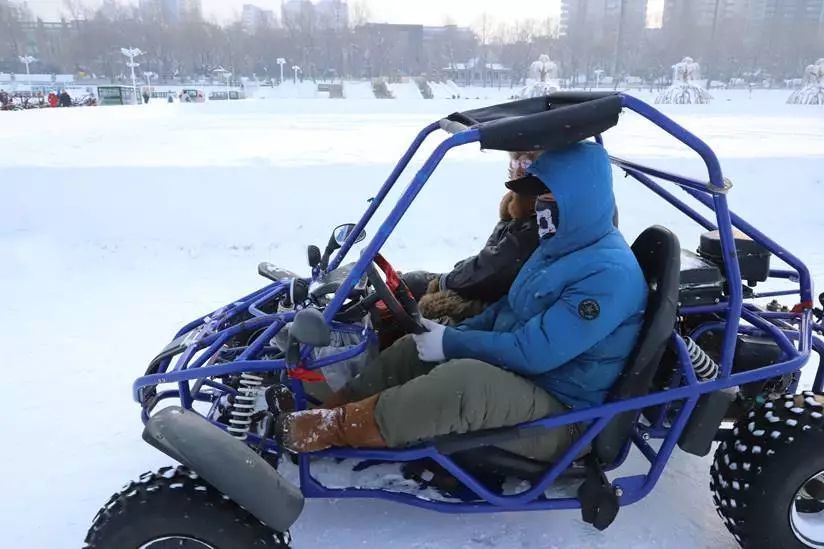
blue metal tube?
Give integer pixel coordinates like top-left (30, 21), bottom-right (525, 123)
top-left (631, 431), bottom-right (658, 464)
top-left (751, 290), bottom-right (800, 299)
top-left (323, 130), bottom-right (481, 324)
top-left (621, 94), bottom-right (724, 189)
top-left (622, 166), bottom-right (717, 231)
top-left (238, 319), bottom-right (285, 361)
top-left (712, 194), bottom-right (743, 377)
top-left (770, 269), bottom-right (801, 281)
top-left (612, 156), bottom-right (718, 195)
top-left (680, 303), bottom-right (729, 316)
top-left (329, 122), bottom-right (441, 272)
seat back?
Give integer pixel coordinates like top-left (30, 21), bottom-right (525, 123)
top-left (594, 226), bottom-right (681, 464)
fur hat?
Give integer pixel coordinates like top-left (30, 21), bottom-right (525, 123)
top-left (499, 191), bottom-right (536, 221)
top-left (419, 289), bottom-right (488, 325)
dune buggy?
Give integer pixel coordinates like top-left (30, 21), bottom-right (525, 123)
top-left (86, 92), bottom-right (824, 548)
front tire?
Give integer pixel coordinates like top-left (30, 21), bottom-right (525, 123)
top-left (84, 466), bottom-right (290, 549)
top-left (710, 392), bottom-right (824, 548)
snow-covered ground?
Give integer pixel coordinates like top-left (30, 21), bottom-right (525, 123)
top-left (2, 89), bottom-right (824, 548)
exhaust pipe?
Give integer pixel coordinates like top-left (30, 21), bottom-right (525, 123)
top-left (143, 406), bottom-right (304, 532)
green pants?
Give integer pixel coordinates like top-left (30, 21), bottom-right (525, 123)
top-left (345, 336), bottom-right (582, 462)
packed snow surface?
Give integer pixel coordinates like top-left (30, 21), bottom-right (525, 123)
top-left (2, 89), bottom-right (824, 548)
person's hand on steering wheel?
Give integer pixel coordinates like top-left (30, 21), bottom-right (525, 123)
top-left (367, 254), bottom-right (427, 335)
top-left (411, 318), bottom-right (446, 362)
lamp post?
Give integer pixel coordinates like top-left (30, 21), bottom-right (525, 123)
top-left (276, 57), bottom-right (286, 84)
top-left (291, 64), bottom-right (301, 84)
top-left (594, 69), bottom-right (604, 90)
top-left (19, 55), bottom-right (37, 89)
top-left (120, 47), bottom-right (143, 104)
top-left (144, 71), bottom-right (156, 102)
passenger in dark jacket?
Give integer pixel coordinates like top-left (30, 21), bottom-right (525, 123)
top-left (415, 190), bottom-right (538, 323)
top-left (406, 151), bottom-right (543, 324)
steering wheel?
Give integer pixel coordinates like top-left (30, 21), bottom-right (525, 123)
top-left (367, 254), bottom-right (427, 335)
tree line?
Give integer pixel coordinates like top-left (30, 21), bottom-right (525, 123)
top-left (0, 0), bottom-right (819, 86)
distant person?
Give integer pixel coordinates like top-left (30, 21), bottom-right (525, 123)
top-left (143, 91), bottom-right (150, 104)
top-left (47, 92), bottom-right (58, 108)
top-left (167, 93), bottom-right (174, 103)
top-left (59, 90), bottom-right (72, 107)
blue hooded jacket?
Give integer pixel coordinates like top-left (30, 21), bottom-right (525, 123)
top-left (442, 142), bottom-right (647, 409)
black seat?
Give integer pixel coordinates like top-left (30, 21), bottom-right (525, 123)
top-left (593, 225), bottom-right (681, 464)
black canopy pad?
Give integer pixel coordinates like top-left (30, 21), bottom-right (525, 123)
top-left (447, 92), bottom-right (622, 152)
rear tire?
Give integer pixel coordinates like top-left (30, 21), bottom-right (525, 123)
top-left (710, 391), bottom-right (824, 548)
top-left (84, 466), bottom-right (290, 549)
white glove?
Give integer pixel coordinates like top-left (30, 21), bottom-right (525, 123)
top-left (412, 318), bottom-right (446, 362)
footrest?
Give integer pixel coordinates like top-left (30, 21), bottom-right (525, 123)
top-left (577, 456), bottom-right (619, 531)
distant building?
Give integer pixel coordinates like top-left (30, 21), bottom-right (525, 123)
top-left (282, 0), bottom-right (313, 27)
top-left (355, 23), bottom-right (424, 76)
top-left (561, 0), bottom-right (648, 39)
top-left (242, 3), bottom-right (277, 31)
top-left (139, 0), bottom-right (200, 22)
top-left (422, 24), bottom-right (474, 43)
top-left (662, 0), bottom-right (739, 30)
top-left (444, 58), bottom-right (512, 87)
top-left (315, 0), bottom-right (348, 29)
top-left (0, 72), bottom-right (74, 92)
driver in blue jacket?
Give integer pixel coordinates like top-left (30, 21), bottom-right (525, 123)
top-left (279, 141), bottom-right (648, 462)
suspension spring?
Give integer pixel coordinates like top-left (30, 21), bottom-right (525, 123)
top-left (227, 372), bottom-right (264, 440)
top-left (684, 337), bottom-right (719, 381)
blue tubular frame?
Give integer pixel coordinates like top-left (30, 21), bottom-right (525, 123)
top-left (133, 93), bottom-right (824, 514)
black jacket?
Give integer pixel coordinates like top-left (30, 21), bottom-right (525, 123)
top-left (443, 217), bottom-right (539, 303)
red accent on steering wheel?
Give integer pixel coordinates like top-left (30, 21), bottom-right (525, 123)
top-left (373, 254), bottom-right (402, 292)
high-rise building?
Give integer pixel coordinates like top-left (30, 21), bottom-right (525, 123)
top-left (242, 4), bottom-right (277, 31)
top-left (282, 0), bottom-right (313, 27)
top-left (662, 0), bottom-right (740, 30)
top-left (139, 0), bottom-right (199, 22)
top-left (315, 0), bottom-right (348, 29)
top-left (561, 0), bottom-right (649, 39)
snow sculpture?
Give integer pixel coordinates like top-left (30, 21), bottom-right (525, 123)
top-left (655, 57), bottom-right (712, 104)
top-left (519, 54), bottom-right (560, 98)
top-left (787, 59), bottom-right (824, 105)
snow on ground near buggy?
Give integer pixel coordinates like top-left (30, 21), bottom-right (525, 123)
top-left (2, 89), bottom-right (824, 548)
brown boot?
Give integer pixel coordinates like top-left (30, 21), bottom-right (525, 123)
top-left (282, 394), bottom-right (386, 453)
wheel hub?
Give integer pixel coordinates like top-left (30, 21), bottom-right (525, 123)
top-left (791, 470), bottom-right (824, 547)
top-left (140, 537), bottom-right (217, 549)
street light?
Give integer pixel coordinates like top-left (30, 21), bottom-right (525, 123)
top-left (276, 58), bottom-right (286, 84)
top-left (291, 65), bottom-right (301, 84)
top-left (19, 55), bottom-right (37, 89)
top-left (120, 47), bottom-right (143, 104)
top-left (594, 69), bottom-right (604, 90)
top-left (144, 71), bottom-right (156, 88)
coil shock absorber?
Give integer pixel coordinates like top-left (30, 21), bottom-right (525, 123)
top-left (684, 337), bottom-right (719, 381)
top-left (227, 372), bottom-right (264, 440)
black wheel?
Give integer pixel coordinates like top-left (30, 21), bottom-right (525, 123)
top-left (84, 466), bottom-right (290, 549)
top-left (710, 391), bottom-right (824, 548)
